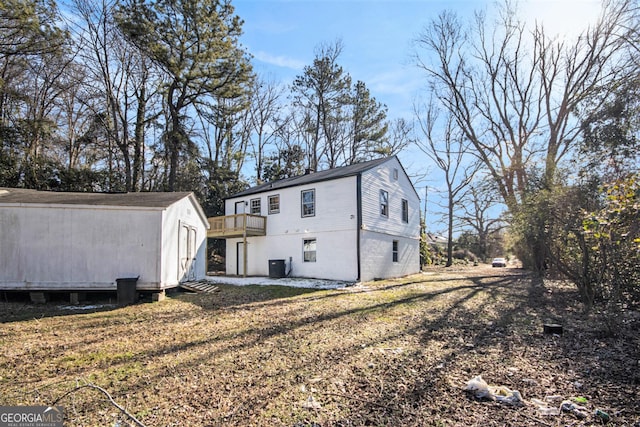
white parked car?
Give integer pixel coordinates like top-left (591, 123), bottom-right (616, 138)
top-left (492, 257), bottom-right (507, 267)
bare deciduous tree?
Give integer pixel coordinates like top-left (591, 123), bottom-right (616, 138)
top-left (247, 76), bottom-right (287, 183)
top-left (414, 1), bottom-right (635, 212)
top-left (73, 0), bottom-right (159, 191)
top-left (415, 102), bottom-right (479, 267)
top-left (457, 179), bottom-right (506, 261)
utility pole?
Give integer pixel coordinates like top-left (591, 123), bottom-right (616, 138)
top-left (424, 186), bottom-right (428, 232)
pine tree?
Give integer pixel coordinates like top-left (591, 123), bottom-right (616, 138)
top-left (116, 0), bottom-right (253, 191)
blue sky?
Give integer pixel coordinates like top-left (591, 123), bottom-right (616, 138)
top-left (232, 0), bottom-right (477, 121)
top-left (231, 0), bottom-right (602, 231)
top-left (232, 0), bottom-right (602, 122)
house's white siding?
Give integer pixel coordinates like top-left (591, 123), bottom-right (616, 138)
top-left (0, 194), bottom-right (208, 291)
top-left (226, 176), bottom-right (360, 281)
top-left (360, 157), bottom-right (421, 239)
top-left (359, 157), bottom-right (421, 281)
top-left (223, 157), bottom-right (421, 283)
top-left (359, 232), bottom-right (420, 282)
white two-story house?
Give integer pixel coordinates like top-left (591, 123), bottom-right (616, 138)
top-left (208, 156), bottom-right (421, 283)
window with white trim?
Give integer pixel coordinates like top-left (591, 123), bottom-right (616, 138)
top-left (392, 240), bottom-right (399, 262)
top-left (268, 194), bottom-right (280, 214)
top-left (301, 189), bottom-right (315, 217)
top-left (303, 238), bottom-right (317, 262)
top-left (380, 190), bottom-right (389, 217)
top-left (250, 198), bottom-right (261, 214)
top-left (402, 199), bottom-right (409, 223)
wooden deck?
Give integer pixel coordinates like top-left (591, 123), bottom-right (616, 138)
top-left (207, 214), bottom-right (266, 238)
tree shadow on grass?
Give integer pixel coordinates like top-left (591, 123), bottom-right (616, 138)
top-left (0, 292), bottom-right (121, 323)
top-left (9, 268), bottom-right (585, 426)
top-left (117, 272), bottom-right (526, 391)
top-left (176, 283), bottom-right (324, 311)
top-left (325, 269), bottom-right (539, 425)
top-left (0, 283), bottom-right (323, 324)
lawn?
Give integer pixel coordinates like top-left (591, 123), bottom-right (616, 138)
top-left (1, 266), bottom-right (638, 426)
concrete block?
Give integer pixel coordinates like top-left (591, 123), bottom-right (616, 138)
top-left (30, 292), bottom-right (47, 304)
top-left (152, 290), bottom-right (166, 302)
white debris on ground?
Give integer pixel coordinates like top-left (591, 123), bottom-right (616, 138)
top-left (464, 375), bottom-right (524, 406)
top-left (301, 395), bottom-right (322, 409)
top-left (57, 304), bottom-right (116, 310)
top-left (204, 275), bottom-right (355, 290)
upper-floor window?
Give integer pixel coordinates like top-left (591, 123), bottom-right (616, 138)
top-left (380, 190), bottom-right (389, 217)
top-left (393, 168), bottom-right (399, 180)
top-left (268, 194), bottom-right (280, 214)
top-left (402, 199), bottom-right (409, 223)
top-left (250, 198), bottom-right (261, 215)
top-left (301, 189), bottom-right (315, 217)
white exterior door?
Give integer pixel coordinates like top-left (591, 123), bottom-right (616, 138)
top-left (235, 200), bottom-right (245, 229)
top-left (179, 222), bottom-right (197, 281)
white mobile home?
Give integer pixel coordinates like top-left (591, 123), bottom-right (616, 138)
top-left (210, 156), bottom-right (421, 282)
top-left (0, 189), bottom-right (209, 293)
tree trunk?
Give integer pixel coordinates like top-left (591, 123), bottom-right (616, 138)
top-left (446, 194), bottom-right (454, 267)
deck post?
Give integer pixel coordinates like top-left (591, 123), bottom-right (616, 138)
top-left (243, 214), bottom-right (247, 277)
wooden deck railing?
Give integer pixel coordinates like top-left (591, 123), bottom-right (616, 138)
top-left (207, 214), bottom-right (267, 238)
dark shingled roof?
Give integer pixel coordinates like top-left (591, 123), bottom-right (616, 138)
top-left (230, 156), bottom-right (395, 198)
top-left (0, 188), bottom-right (195, 208)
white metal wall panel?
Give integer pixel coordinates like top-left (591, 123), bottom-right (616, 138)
top-left (0, 194), bottom-right (209, 291)
top-left (0, 205), bottom-right (161, 290)
top-left (161, 196), bottom-right (208, 288)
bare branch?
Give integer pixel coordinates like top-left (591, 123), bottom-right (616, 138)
top-left (52, 381), bottom-right (147, 427)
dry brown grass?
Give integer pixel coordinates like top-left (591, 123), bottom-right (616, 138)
top-left (1, 266), bottom-right (639, 426)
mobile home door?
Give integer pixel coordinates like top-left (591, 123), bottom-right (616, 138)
top-left (179, 222), bottom-right (197, 281)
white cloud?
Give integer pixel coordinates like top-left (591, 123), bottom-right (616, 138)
top-left (253, 51), bottom-right (307, 71)
top-left (367, 68), bottom-right (424, 97)
top-left (522, 0), bottom-right (602, 39)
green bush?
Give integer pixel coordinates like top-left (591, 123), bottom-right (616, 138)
top-left (582, 174), bottom-right (640, 309)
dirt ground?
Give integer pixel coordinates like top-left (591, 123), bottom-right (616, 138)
top-left (1, 266), bottom-right (639, 426)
